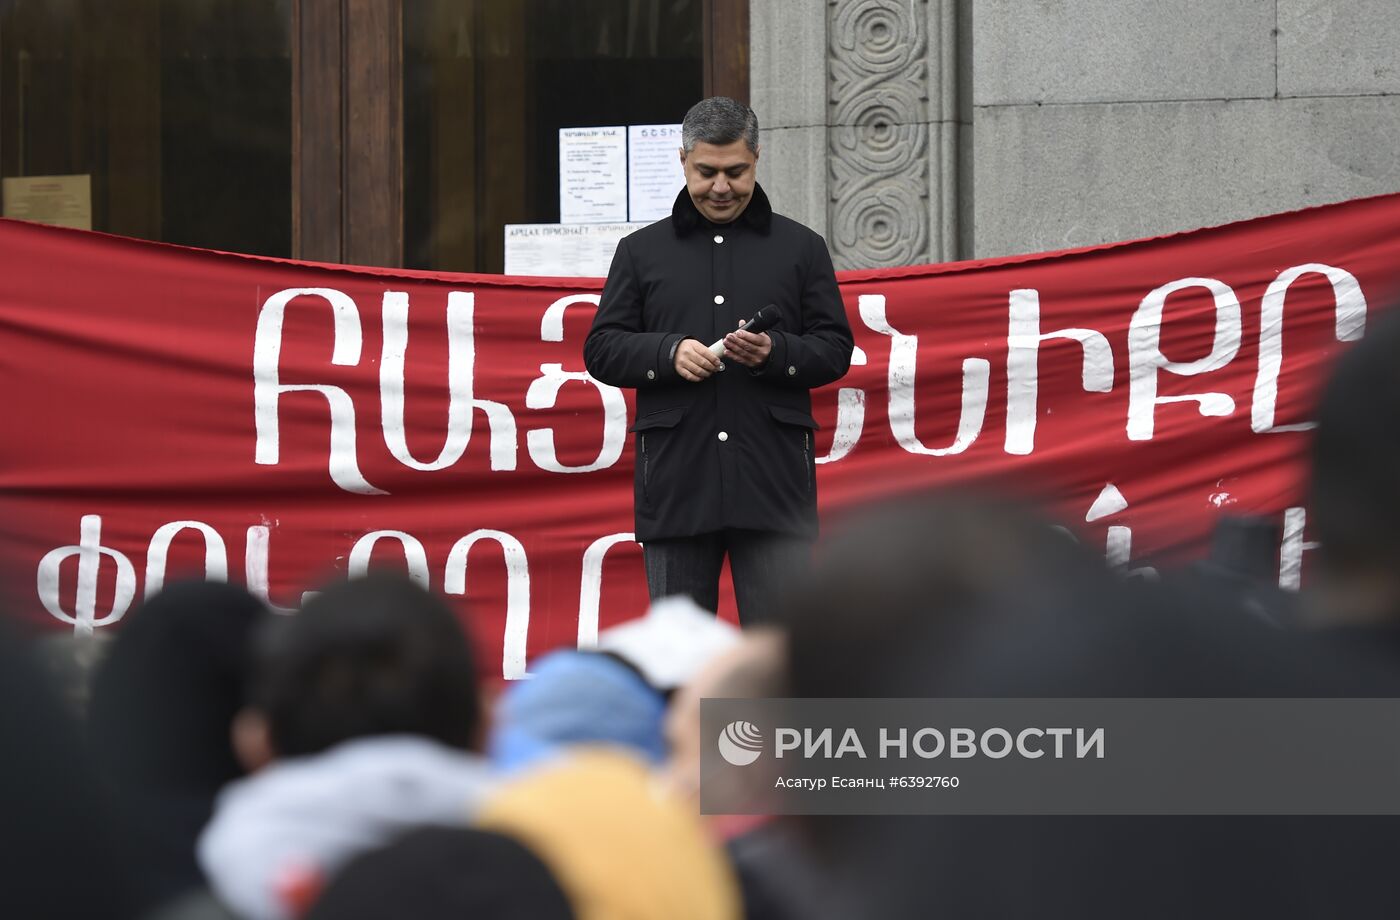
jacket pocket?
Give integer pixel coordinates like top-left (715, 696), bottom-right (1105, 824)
top-left (628, 406), bottom-right (689, 433)
top-left (767, 405), bottom-right (819, 495)
top-left (630, 406), bottom-right (689, 502)
top-left (766, 405), bottom-right (820, 430)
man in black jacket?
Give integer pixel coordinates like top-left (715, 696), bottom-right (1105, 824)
top-left (584, 97), bottom-right (854, 623)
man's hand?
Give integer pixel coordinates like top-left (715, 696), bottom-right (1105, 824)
top-left (674, 338), bottom-right (723, 382)
top-left (723, 320), bottom-right (772, 369)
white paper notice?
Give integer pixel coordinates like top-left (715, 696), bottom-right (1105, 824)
top-left (559, 126), bottom-right (627, 223)
top-left (2, 174), bottom-right (92, 230)
top-left (627, 123), bottom-right (685, 223)
top-left (504, 222), bottom-right (648, 277)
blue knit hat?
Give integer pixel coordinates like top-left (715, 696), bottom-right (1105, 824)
top-left (489, 651), bottom-right (668, 772)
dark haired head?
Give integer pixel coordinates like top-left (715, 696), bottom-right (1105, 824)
top-left (90, 580), bottom-right (267, 792)
top-left (0, 619), bottom-right (142, 918)
top-left (250, 574), bottom-right (481, 758)
top-left (780, 493), bottom-right (1100, 699)
top-left (304, 827), bottom-right (574, 920)
top-left (1309, 312), bottom-right (1400, 580)
top-left (87, 580), bottom-right (268, 903)
top-left (682, 96), bottom-right (759, 153)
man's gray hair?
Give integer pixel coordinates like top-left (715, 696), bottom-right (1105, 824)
top-left (681, 97), bottom-right (759, 153)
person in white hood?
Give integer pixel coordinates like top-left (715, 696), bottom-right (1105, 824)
top-left (198, 575), bottom-right (494, 920)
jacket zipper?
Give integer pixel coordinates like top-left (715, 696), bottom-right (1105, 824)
top-left (641, 433), bottom-right (649, 499)
top-left (803, 430), bottom-right (812, 493)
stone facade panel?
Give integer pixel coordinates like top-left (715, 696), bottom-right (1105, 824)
top-left (973, 0), bottom-right (1276, 106)
top-left (1278, 0), bottom-right (1400, 97)
top-left (971, 96), bottom-right (1400, 259)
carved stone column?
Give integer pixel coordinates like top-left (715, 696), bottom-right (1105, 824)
top-left (751, 0), bottom-right (966, 269)
top-left (829, 0), bottom-right (930, 269)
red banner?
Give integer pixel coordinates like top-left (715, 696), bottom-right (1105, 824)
top-left (4, 195), bottom-right (1397, 676)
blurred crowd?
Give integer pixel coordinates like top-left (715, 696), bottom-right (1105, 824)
top-left (6, 314), bottom-right (1400, 920)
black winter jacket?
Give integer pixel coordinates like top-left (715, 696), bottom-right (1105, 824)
top-left (584, 184), bottom-right (854, 541)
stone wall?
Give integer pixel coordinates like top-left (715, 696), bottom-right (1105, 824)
top-left (752, 0), bottom-right (1400, 265)
top-left (752, 0), bottom-right (968, 269)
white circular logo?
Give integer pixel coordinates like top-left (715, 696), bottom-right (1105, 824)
top-left (717, 720), bottom-right (764, 766)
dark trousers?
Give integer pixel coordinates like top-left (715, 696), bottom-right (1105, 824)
top-left (642, 528), bottom-right (812, 625)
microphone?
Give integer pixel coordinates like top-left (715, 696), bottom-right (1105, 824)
top-left (707, 304), bottom-right (781, 359)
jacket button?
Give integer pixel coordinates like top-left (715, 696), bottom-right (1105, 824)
top-left (713, 294), bottom-right (725, 304)
top-left (787, 365), bottom-right (797, 376)
top-left (718, 431), bottom-right (729, 442)
top-left (714, 234), bottom-right (724, 244)
top-left (646, 369), bottom-right (655, 380)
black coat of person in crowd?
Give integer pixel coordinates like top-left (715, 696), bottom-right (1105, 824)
top-left (584, 97), bottom-right (853, 622)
